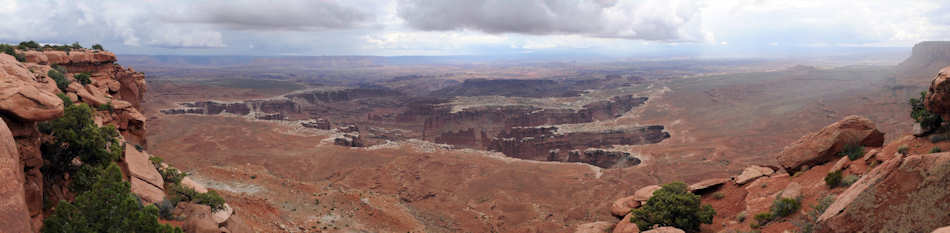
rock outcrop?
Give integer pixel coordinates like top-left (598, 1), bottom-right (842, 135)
top-left (613, 214), bottom-right (640, 233)
top-left (610, 195), bottom-right (640, 217)
top-left (925, 66), bottom-right (950, 120)
top-left (816, 153), bottom-right (950, 232)
top-left (733, 165), bottom-right (773, 185)
top-left (575, 221), bottom-right (614, 233)
top-left (776, 115), bottom-right (884, 172)
top-left (0, 118), bottom-right (33, 233)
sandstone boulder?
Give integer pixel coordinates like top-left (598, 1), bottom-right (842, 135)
top-left (0, 55), bottom-right (64, 121)
top-left (0, 119), bottom-right (33, 233)
top-left (575, 221), bottom-right (614, 233)
top-left (633, 185), bottom-right (661, 201)
top-left (123, 145), bottom-right (163, 189)
top-left (816, 153), bottom-right (950, 232)
top-left (831, 156), bottom-right (849, 172)
top-left (777, 115), bottom-right (884, 172)
top-left (223, 215), bottom-right (253, 233)
top-left (926, 66), bottom-right (950, 120)
top-left (612, 214), bottom-right (640, 233)
top-left (130, 178), bottom-right (165, 205)
top-left (734, 165), bottom-right (773, 185)
top-left (212, 203), bottom-right (233, 224)
top-left (934, 226), bottom-right (950, 233)
top-left (642, 227), bottom-right (685, 233)
top-left (779, 182), bottom-right (801, 199)
top-left (610, 195), bottom-right (641, 217)
top-left (177, 202), bottom-right (220, 233)
top-left (688, 178), bottom-right (728, 193)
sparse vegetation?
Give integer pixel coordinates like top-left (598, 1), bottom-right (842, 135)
top-left (92, 44), bottom-right (104, 50)
top-left (0, 44), bottom-right (26, 62)
top-left (629, 182), bottom-right (715, 232)
top-left (931, 146), bottom-right (942, 153)
top-left (97, 101), bottom-right (114, 113)
top-left (47, 69), bottom-right (70, 93)
top-left (825, 170), bottom-right (843, 188)
top-left (159, 167), bottom-right (187, 185)
top-left (736, 211), bottom-right (747, 223)
top-left (840, 143), bottom-right (864, 161)
top-left (897, 145), bottom-right (909, 155)
top-left (39, 104), bottom-right (179, 232)
top-left (712, 192), bottom-right (725, 200)
top-left (56, 93), bottom-right (72, 108)
top-left (17, 40), bottom-right (40, 50)
top-left (793, 194), bottom-right (836, 233)
top-left (930, 133), bottom-right (950, 143)
top-left (910, 91), bottom-right (943, 131)
top-left (753, 197), bottom-right (802, 228)
top-left (167, 184), bottom-right (226, 212)
top-left (42, 163), bottom-right (183, 233)
top-left (74, 72), bottom-right (92, 85)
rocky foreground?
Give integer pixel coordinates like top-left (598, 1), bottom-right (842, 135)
top-left (0, 48), bottom-right (246, 232)
top-left (594, 68), bottom-right (950, 232)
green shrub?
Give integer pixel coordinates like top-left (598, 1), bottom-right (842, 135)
top-left (56, 93), bottom-right (72, 108)
top-left (630, 182), bottom-right (715, 232)
top-left (910, 91), bottom-right (943, 130)
top-left (825, 170), bottom-right (842, 188)
top-left (770, 197), bottom-right (801, 218)
top-left (97, 102), bottom-right (114, 113)
top-left (712, 192), bottom-right (725, 200)
top-left (167, 184), bottom-right (226, 212)
top-left (154, 200), bottom-right (176, 220)
top-left (92, 44), bottom-right (104, 51)
top-left (160, 167), bottom-right (187, 185)
top-left (0, 44), bottom-right (26, 62)
top-left (18, 40), bottom-right (40, 50)
top-left (39, 104), bottom-right (122, 179)
top-left (931, 146), bottom-right (942, 153)
top-left (70, 42), bottom-right (82, 49)
top-left (752, 212), bottom-right (773, 227)
top-left (74, 72), bottom-right (91, 85)
top-left (897, 145), bottom-right (909, 155)
top-left (736, 211), bottom-right (747, 222)
top-left (42, 163), bottom-right (182, 233)
top-left (47, 69), bottom-right (70, 93)
top-left (840, 143), bottom-right (864, 161)
top-left (793, 194), bottom-right (836, 233)
top-left (841, 175), bottom-right (860, 187)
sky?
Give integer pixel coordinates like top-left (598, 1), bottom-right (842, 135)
top-left (0, 0), bottom-right (947, 57)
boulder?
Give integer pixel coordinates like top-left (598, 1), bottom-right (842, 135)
top-left (734, 165), bottom-right (773, 185)
top-left (0, 118), bottom-right (33, 233)
top-left (0, 55), bottom-right (64, 121)
top-left (831, 156), bottom-right (849, 172)
top-left (610, 195), bottom-right (641, 217)
top-left (779, 182), bottom-right (801, 199)
top-left (223, 215), bottom-right (253, 233)
top-left (123, 145), bottom-right (163, 189)
top-left (688, 178), bottom-right (728, 193)
top-left (181, 176), bottom-right (209, 193)
top-left (633, 185), bottom-right (661, 201)
top-left (817, 153), bottom-right (950, 232)
top-left (212, 203), bottom-right (233, 224)
top-left (642, 227), bottom-right (685, 233)
top-left (934, 226), bottom-right (950, 233)
top-left (130, 178), bottom-right (165, 205)
top-left (575, 221), bottom-right (614, 233)
top-left (612, 214), bottom-right (640, 233)
top-left (177, 202), bottom-right (220, 233)
top-left (777, 115), bottom-right (884, 172)
top-left (926, 66), bottom-right (950, 120)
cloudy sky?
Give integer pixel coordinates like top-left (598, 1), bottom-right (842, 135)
top-left (0, 0), bottom-right (947, 57)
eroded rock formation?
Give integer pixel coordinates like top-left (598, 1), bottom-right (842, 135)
top-left (776, 115), bottom-right (884, 172)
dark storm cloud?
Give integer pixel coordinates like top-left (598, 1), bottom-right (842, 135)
top-left (396, 0), bottom-right (704, 41)
top-left (168, 0), bottom-right (373, 31)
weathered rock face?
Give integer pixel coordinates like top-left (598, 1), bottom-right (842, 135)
top-left (613, 214), bottom-right (640, 233)
top-left (687, 178), bottom-right (728, 193)
top-left (575, 221), bottom-right (614, 233)
top-left (776, 115), bottom-right (884, 172)
top-left (642, 227), bottom-right (684, 233)
top-left (122, 146), bottom-right (164, 204)
top-left (176, 202), bottom-right (220, 233)
top-left (733, 165), bottom-right (773, 185)
top-left (633, 185), bottom-right (662, 202)
top-left (0, 49), bottom-right (152, 232)
top-left (816, 153), bottom-right (950, 233)
top-left (610, 195), bottom-right (640, 217)
top-left (925, 66), bottom-right (950, 120)
top-left (487, 126), bottom-right (666, 168)
top-left (0, 118), bottom-right (33, 233)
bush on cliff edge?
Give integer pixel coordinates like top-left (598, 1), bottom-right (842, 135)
top-left (630, 182), bottom-right (716, 232)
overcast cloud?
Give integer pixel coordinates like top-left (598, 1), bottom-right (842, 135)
top-left (0, 0), bottom-right (946, 56)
